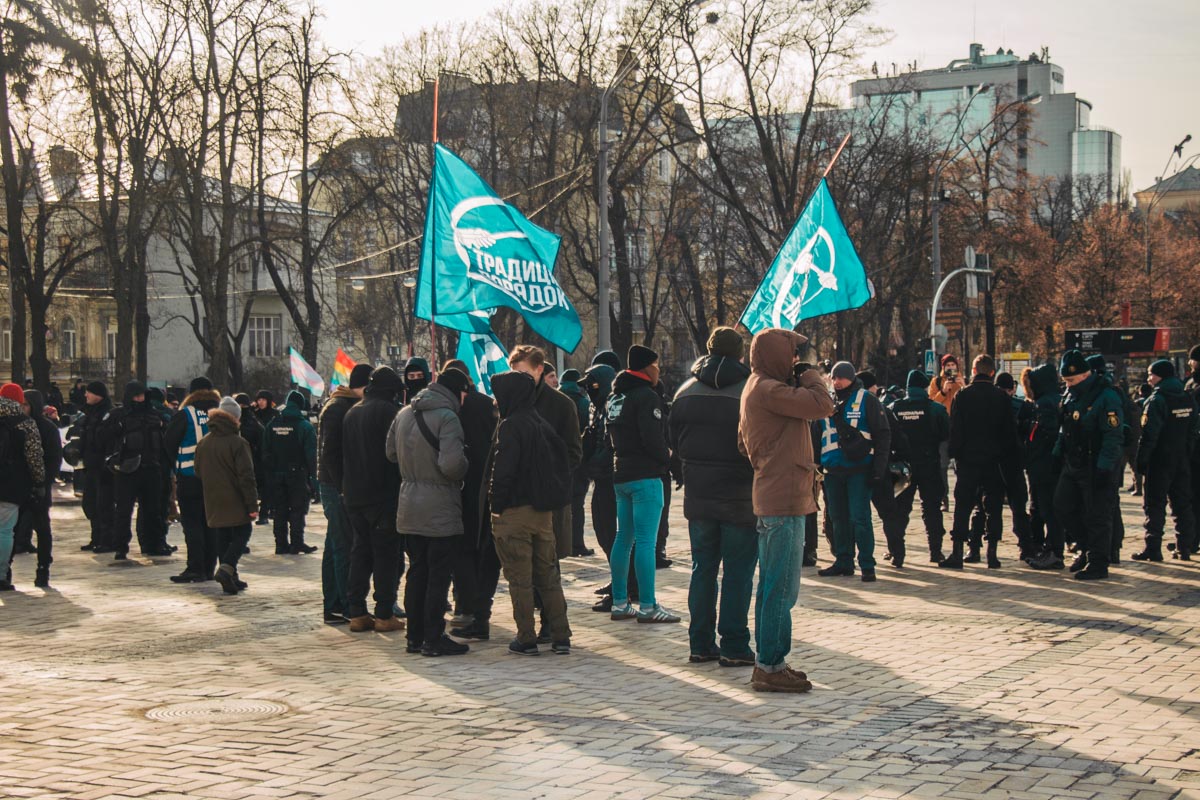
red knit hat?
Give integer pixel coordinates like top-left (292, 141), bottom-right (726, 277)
top-left (940, 354), bottom-right (959, 366)
top-left (0, 382), bottom-right (24, 404)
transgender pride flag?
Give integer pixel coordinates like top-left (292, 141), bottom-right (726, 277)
top-left (289, 346), bottom-right (325, 397)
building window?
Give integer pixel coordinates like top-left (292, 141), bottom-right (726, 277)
top-left (60, 317), bottom-right (77, 360)
top-left (105, 329), bottom-right (117, 361)
top-left (248, 315), bottom-right (283, 358)
top-left (1, 317), bottom-right (10, 362)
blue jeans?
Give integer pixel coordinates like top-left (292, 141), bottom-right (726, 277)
top-left (0, 501), bottom-right (19, 577)
top-left (612, 478), bottom-right (664, 610)
top-left (825, 471), bottom-right (876, 570)
top-left (320, 483), bottom-right (351, 615)
top-left (754, 515), bottom-right (805, 672)
top-left (688, 519), bottom-right (757, 658)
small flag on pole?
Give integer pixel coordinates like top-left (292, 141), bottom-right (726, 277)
top-left (330, 348), bottom-right (356, 390)
top-left (289, 346), bottom-right (325, 397)
top-left (740, 179), bottom-right (872, 334)
top-left (455, 329), bottom-right (511, 397)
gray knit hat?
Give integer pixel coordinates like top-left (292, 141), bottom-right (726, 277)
top-left (218, 396), bottom-right (242, 420)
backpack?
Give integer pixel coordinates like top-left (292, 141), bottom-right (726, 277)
top-left (0, 416), bottom-right (25, 477)
top-left (528, 424), bottom-right (573, 511)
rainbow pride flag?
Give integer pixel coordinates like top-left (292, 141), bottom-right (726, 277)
top-left (330, 348), bottom-right (356, 390)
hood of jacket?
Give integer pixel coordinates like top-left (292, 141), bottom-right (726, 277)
top-left (330, 386), bottom-right (358, 401)
top-left (182, 388), bottom-right (221, 411)
top-left (24, 389), bottom-right (46, 417)
top-left (560, 379), bottom-right (585, 401)
top-left (411, 381), bottom-right (460, 414)
top-left (1028, 364), bottom-right (1059, 400)
top-left (285, 390), bottom-right (307, 412)
top-left (750, 328), bottom-right (806, 382)
top-left (692, 354), bottom-right (751, 390)
top-left (492, 371), bottom-right (536, 418)
top-left (614, 369), bottom-right (654, 395)
top-left (583, 364), bottom-right (616, 404)
top-left (207, 409), bottom-right (240, 435)
top-left (904, 385), bottom-right (929, 402)
top-left (1156, 376), bottom-right (1187, 397)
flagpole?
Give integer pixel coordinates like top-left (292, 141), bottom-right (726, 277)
top-left (429, 77), bottom-right (440, 373)
top-left (823, 132), bottom-right (851, 178)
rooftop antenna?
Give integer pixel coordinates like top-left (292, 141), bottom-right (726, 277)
top-left (972, 3), bottom-right (976, 42)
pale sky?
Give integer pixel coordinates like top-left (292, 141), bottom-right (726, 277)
top-left (317, 0), bottom-right (1200, 192)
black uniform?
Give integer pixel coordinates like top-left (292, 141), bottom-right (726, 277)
top-left (1024, 364), bottom-right (1064, 562)
top-left (1135, 375), bottom-right (1196, 559)
top-left (262, 392), bottom-right (318, 554)
top-left (74, 395), bottom-right (116, 551)
top-left (891, 380), bottom-right (949, 560)
top-left (109, 383), bottom-right (168, 556)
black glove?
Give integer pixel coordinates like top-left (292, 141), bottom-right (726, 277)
top-left (793, 362), bottom-right (814, 382)
top-left (1093, 468), bottom-right (1111, 490)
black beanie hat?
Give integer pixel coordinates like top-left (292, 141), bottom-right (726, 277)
top-left (86, 380), bottom-right (109, 399)
top-left (368, 366), bottom-right (404, 393)
top-left (628, 344), bottom-right (658, 372)
top-left (707, 326), bottom-right (744, 359)
top-left (1086, 355), bottom-right (1108, 376)
top-left (591, 350), bottom-right (623, 372)
top-left (906, 369), bottom-right (929, 389)
top-left (1059, 349), bottom-right (1089, 378)
top-left (348, 363), bottom-right (373, 389)
top-left (856, 370), bottom-right (878, 391)
top-left (189, 376), bottom-right (214, 393)
top-left (1150, 359), bottom-right (1175, 379)
top-left (1189, 345), bottom-right (1200, 362)
top-left (437, 367), bottom-right (470, 396)
top-left (561, 369), bottom-right (582, 384)
top-left (995, 371), bottom-right (1016, 391)
top-left (255, 389), bottom-right (274, 403)
top-left (234, 393), bottom-right (251, 407)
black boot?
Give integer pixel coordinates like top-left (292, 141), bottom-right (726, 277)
top-left (1132, 542), bottom-right (1163, 562)
top-left (1176, 538), bottom-right (1192, 561)
top-left (939, 541), bottom-right (964, 569)
top-left (964, 544), bottom-right (982, 564)
top-left (987, 541), bottom-right (1001, 569)
top-left (1069, 553), bottom-right (1089, 572)
top-left (34, 567), bottom-right (50, 588)
top-left (450, 620), bottom-right (490, 640)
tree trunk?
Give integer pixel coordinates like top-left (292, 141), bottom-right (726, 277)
top-left (27, 289), bottom-right (50, 391)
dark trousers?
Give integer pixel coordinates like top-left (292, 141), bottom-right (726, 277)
top-left (895, 460), bottom-right (945, 555)
top-left (114, 467), bottom-right (165, 554)
top-left (345, 502), bottom-right (402, 620)
top-left (998, 455), bottom-right (1032, 552)
top-left (871, 481), bottom-right (907, 563)
top-left (473, 533), bottom-right (503, 622)
top-left (804, 512), bottom-right (818, 559)
top-left (271, 473), bottom-right (310, 551)
top-left (951, 461), bottom-right (1004, 544)
top-left (82, 468), bottom-right (115, 548)
top-left (1055, 466), bottom-right (1117, 568)
top-left (216, 524), bottom-right (252, 568)
top-left (1143, 457), bottom-right (1195, 550)
top-left (320, 483), bottom-right (352, 615)
top-left (592, 476), bottom-right (637, 599)
top-left (15, 498), bottom-right (52, 568)
top-left (179, 489), bottom-right (217, 577)
top-left (656, 476), bottom-right (672, 557)
top-left (452, 530), bottom-right (480, 615)
top-left (1028, 472), bottom-right (1061, 556)
top-left (404, 535), bottom-right (457, 646)
top-left (571, 469), bottom-right (590, 553)
top-left (687, 518), bottom-right (757, 658)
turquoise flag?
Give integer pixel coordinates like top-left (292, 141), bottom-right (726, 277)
top-left (416, 143), bottom-right (582, 353)
top-left (455, 328), bottom-right (511, 397)
top-left (740, 179), bottom-right (872, 333)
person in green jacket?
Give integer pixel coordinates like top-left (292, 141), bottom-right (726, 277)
top-left (1053, 350), bottom-right (1124, 580)
top-left (194, 397), bottom-right (258, 594)
top-left (262, 390), bottom-right (318, 555)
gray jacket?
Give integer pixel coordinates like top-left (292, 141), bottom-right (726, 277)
top-left (386, 382), bottom-right (469, 537)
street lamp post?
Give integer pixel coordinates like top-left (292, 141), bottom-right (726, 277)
top-left (931, 84), bottom-right (992, 290)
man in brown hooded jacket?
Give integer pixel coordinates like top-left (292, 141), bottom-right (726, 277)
top-left (738, 328), bottom-right (835, 693)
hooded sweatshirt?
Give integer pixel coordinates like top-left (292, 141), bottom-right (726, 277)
top-left (23, 390), bottom-right (63, 483)
top-left (1024, 364), bottom-right (1062, 483)
top-left (341, 382), bottom-right (401, 508)
top-left (607, 369), bottom-right (671, 483)
top-left (737, 328), bottom-right (835, 517)
top-left (194, 409), bottom-right (258, 528)
top-left (387, 383), bottom-right (469, 537)
top-left (0, 397), bottom-right (46, 506)
top-left (489, 371), bottom-right (565, 514)
top-left (670, 353), bottom-right (754, 526)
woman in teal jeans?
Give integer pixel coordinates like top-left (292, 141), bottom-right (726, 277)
top-left (605, 345), bottom-right (680, 623)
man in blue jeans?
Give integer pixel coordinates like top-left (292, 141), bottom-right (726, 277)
top-left (817, 361), bottom-right (891, 582)
top-left (671, 327), bottom-right (757, 666)
top-left (738, 330), bottom-right (835, 692)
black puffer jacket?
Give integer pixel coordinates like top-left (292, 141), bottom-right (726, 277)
top-left (670, 355), bottom-right (754, 526)
top-left (948, 374), bottom-right (1016, 464)
top-left (460, 387), bottom-right (498, 537)
top-left (76, 397), bottom-right (114, 470)
top-left (341, 385), bottom-right (401, 508)
top-left (489, 372), bottom-right (567, 514)
top-left (607, 370), bottom-right (671, 483)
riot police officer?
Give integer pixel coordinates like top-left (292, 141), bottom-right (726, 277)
top-left (1053, 350), bottom-right (1124, 580)
top-left (890, 369), bottom-right (949, 562)
top-left (109, 381), bottom-right (169, 559)
top-left (262, 390), bottom-right (318, 554)
top-left (1132, 359), bottom-right (1196, 561)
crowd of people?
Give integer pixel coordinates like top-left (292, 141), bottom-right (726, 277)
top-left (1, 331), bottom-right (1197, 695)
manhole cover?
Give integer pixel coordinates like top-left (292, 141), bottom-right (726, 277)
top-left (144, 699), bottom-right (289, 723)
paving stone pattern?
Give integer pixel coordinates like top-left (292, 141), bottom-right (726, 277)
top-left (1, 485), bottom-right (1198, 799)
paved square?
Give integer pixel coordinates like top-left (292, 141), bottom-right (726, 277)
top-left (2, 486), bottom-right (1198, 799)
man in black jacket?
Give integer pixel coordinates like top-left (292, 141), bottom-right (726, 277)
top-left (110, 380), bottom-right (170, 559)
top-left (317, 363), bottom-right (371, 624)
top-left (75, 381), bottom-right (116, 553)
top-left (13, 389), bottom-right (60, 587)
top-left (341, 367), bottom-right (405, 633)
top-left (670, 327), bottom-right (756, 665)
top-left (940, 355), bottom-right (1016, 570)
top-left (488, 371), bottom-right (572, 655)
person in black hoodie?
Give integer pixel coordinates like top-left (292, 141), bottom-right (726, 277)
top-left (164, 377), bottom-right (222, 583)
top-left (341, 366), bottom-right (405, 633)
top-left (13, 389), bottom-right (61, 587)
top-left (109, 380), bottom-right (170, 559)
top-left (940, 355), bottom-right (1016, 570)
top-left (488, 371), bottom-right (572, 655)
top-left (607, 344), bottom-right (680, 624)
top-left (74, 381), bottom-right (116, 553)
top-left (670, 326), bottom-right (756, 665)
top-left (1026, 364), bottom-right (1066, 570)
top-left (402, 357), bottom-right (430, 405)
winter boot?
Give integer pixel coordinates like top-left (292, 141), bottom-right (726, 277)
top-left (987, 541), bottom-right (1001, 569)
top-left (34, 566), bottom-right (49, 588)
top-left (939, 540), bottom-right (964, 570)
top-left (1069, 552), bottom-right (1089, 572)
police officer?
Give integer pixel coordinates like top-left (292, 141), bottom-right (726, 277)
top-left (73, 381), bottom-right (116, 553)
top-left (164, 377), bottom-right (221, 583)
top-left (1185, 344), bottom-right (1200, 556)
top-left (1132, 359), bottom-right (1196, 562)
top-left (262, 390), bottom-right (318, 554)
top-left (109, 381), bottom-right (169, 559)
top-left (1053, 350), bottom-right (1124, 580)
top-left (891, 369), bottom-right (950, 563)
